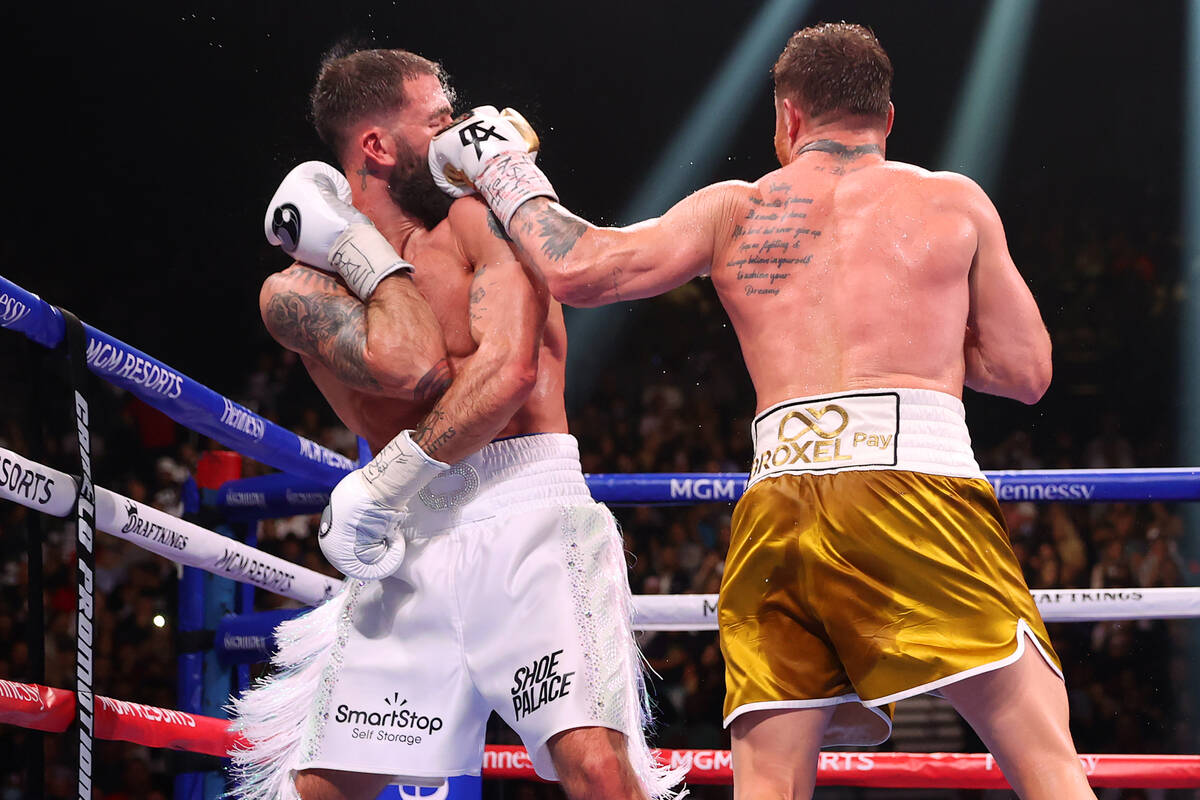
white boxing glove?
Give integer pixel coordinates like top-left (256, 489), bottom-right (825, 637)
top-left (428, 106), bottom-right (557, 229)
top-left (317, 431), bottom-right (449, 580)
top-left (264, 161), bottom-right (413, 300)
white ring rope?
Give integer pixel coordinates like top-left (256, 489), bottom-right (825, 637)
top-left (3, 445), bottom-right (1197, 628)
top-left (0, 446), bottom-right (339, 605)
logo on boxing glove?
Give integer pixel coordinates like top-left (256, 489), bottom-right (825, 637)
top-left (318, 505), bottom-right (332, 539)
top-left (458, 121), bottom-right (508, 158)
top-left (271, 203), bottom-right (302, 252)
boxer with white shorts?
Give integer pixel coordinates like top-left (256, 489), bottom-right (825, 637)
top-left (227, 47), bottom-right (680, 800)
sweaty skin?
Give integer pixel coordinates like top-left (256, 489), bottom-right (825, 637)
top-left (504, 117), bottom-right (1050, 411)
top-left (262, 199), bottom-right (568, 456)
top-left (261, 74), bottom-right (567, 458)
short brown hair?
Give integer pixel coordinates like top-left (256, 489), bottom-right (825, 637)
top-left (310, 47), bottom-right (453, 156)
top-left (773, 23), bottom-right (892, 122)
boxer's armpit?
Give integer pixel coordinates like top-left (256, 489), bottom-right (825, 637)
top-left (263, 290), bottom-right (383, 392)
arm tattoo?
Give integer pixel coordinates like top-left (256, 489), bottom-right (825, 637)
top-left (265, 291), bottom-right (382, 391)
top-left (469, 265), bottom-right (489, 323)
top-left (486, 210), bottom-right (512, 242)
top-left (286, 267), bottom-right (343, 291)
top-left (534, 207), bottom-right (586, 261)
top-left (412, 358), bottom-right (452, 403)
top-left (411, 407), bottom-right (457, 457)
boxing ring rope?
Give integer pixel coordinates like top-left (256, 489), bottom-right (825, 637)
top-left (0, 445), bottom-right (339, 605)
top-left (3, 270), bottom-right (1200, 793)
top-left (0, 275), bottom-right (355, 483)
top-left (2, 440), bottom-right (1198, 649)
top-left (2, 677), bottom-right (1198, 789)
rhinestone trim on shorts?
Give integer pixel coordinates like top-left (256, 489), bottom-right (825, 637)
top-left (300, 580), bottom-right (365, 764)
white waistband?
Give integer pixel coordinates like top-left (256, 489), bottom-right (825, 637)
top-left (400, 433), bottom-right (592, 537)
top-left (747, 388), bottom-right (983, 487)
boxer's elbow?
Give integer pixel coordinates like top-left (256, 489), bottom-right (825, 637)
top-left (495, 354), bottom-right (539, 405)
top-left (997, 352), bottom-right (1052, 405)
top-left (544, 265), bottom-right (605, 307)
top-left (1017, 351), bottom-right (1052, 405)
top-left (362, 338), bottom-right (446, 399)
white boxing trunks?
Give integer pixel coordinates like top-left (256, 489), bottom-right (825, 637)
top-left (229, 434), bottom-right (678, 799)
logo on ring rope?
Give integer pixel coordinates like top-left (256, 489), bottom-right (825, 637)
top-left (418, 463), bottom-right (480, 510)
top-left (777, 405), bottom-right (849, 441)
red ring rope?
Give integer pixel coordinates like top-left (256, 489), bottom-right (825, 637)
top-left (1, 679), bottom-right (1195, 789)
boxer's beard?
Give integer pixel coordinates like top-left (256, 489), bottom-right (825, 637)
top-left (386, 139), bottom-right (453, 230)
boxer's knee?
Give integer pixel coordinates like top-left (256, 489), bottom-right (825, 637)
top-left (293, 767), bottom-right (391, 800)
top-left (549, 726), bottom-right (645, 800)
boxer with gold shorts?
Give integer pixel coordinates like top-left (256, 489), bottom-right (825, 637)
top-left (428, 19), bottom-right (1094, 800)
top-left (719, 389), bottom-right (1060, 744)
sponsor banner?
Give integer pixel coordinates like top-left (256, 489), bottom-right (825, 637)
top-left (588, 469), bottom-right (1200, 505)
top-left (0, 290), bottom-right (31, 327)
top-left (0, 274), bottom-right (352, 485)
top-left (481, 745), bottom-right (1200, 789)
top-left (214, 608), bottom-right (304, 665)
top-left (219, 398), bottom-right (266, 441)
top-left (634, 594), bottom-right (721, 632)
top-left (86, 339), bottom-right (184, 400)
top-left (299, 436), bottom-right (355, 470)
top-left (750, 393), bottom-right (900, 484)
top-left (632, 586), bottom-right (1200, 630)
top-left (216, 473), bottom-right (332, 521)
top-left (63, 483), bottom-right (339, 606)
top-left (0, 447), bottom-right (75, 518)
top-left (0, 275), bottom-right (63, 347)
top-left (1, 682), bottom-right (1197, 789)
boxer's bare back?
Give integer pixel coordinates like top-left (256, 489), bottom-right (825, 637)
top-left (513, 143), bottom-right (1049, 414)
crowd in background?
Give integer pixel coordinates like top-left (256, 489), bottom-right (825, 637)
top-left (0, 196), bottom-right (1197, 799)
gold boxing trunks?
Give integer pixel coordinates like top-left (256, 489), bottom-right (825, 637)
top-left (719, 389), bottom-right (1061, 746)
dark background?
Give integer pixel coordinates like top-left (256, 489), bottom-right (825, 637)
top-left (0, 0), bottom-right (1185, 438)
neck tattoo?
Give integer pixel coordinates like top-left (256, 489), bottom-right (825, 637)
top-left (794, 139), bottom-right (882, 161)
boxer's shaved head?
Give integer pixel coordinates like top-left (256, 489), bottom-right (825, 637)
top-left (311, 47), bottom-right (455, 156)
top-left (773, 23), bottom-right (892, 123)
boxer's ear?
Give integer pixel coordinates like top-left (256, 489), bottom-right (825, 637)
top-left (358, 128), bottom-right (396, 170)
top-left (885, 102), bottom-right (895, 137)
top-left (782, 97), bottom-right (803, 143)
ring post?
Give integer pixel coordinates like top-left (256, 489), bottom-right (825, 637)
top-left (176, 451), bottom-right (243, 800)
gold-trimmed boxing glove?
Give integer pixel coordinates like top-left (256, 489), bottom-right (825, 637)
top-left (428, 106), bottom-right (557, 230)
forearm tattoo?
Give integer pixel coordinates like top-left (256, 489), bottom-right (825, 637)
top-left (411, 408), bottom-right (457, 457)
top-left (533, 207), bottom-right (586, 260)
top-left (486, 210), bottom-right (512, 242)
top-left (413, 359), bottom-right (452, 403)
top-left (265, 291), bottom-right (382, 391)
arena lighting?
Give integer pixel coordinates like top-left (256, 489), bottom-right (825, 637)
top-left (1184, 1), bottom-right (1200, 464)
top-left (937, 0), bottom-right (1039, 190)
top-left (565, 0), bottom-right (811, 407)
top-left (1182, 3), bottom-right (1200, 717)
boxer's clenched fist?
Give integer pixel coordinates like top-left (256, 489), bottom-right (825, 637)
top-left (428, 106), bottom-right (557, 229)
top-left (318, 430), bottom-right (449, 580)
top-left (264, 161), bottom-right (413, 300)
